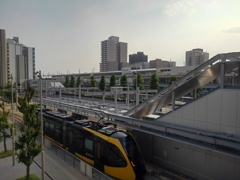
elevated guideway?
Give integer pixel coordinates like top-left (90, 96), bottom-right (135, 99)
top-left (124, 52), bottom-right (240, 118)
top-left (38, 53), bottom-right (240, 179)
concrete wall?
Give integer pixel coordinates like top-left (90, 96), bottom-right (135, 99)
top-left (132, 130), bottom-right (240, 180)
top-left (160, 89), bottom-right (240, 138)
top-left (130, 88), bottom-right (240, 179)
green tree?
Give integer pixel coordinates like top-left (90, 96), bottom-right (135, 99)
top-left (15, 83), bottom-right (41, 180)
top-left (150, 72), bottom-right (159, 90)
top-left (99, 75), bottom-right (106, 91)
top-left (90, 75), bottom-right (96, 87)
top-left (169, 76), bottom-right (177, 85)
top-left (0, 83), bottom-right (15, 103)
top-left (134, 72), bottom-right (144, 90)
top-left (70, 75), bottom-right (75, 87)
top-left (120, 74), bottom-right (128, 90)
top-left (0, 100), bottom-right (11, 152)
top-left (64, 76), bottom-right (70, 87)
top-left (99, 75), bottom-right (106, 102)
top-left (197, 87), bottom-right (204, 97)
top-left (76, 76), bottom-right (82, 87)
top-left (109, 74), bottom-right (116, 87)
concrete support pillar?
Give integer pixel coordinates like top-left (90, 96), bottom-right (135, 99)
top-left (146, 88), bottom-right (148, 100)
top-left (171, 82), bottom-right (175, 111)
top-left (136, 87), bottom-right (139, 106)
top-left (78, 85), bottom-right (81, 101)
top-left (193, 89), bottom-right (197, 99)
top-left (102, 90), bottom-right (105, 104)
top-left (220, 62), bottom-right (225, 89)
top-left (59, 86), bottom-right (62, 101)
top-left (114, 90), bottom-right (117, 114)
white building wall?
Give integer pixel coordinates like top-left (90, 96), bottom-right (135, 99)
top-left (15, 44), bottom-right (21, 55)
top-left (160, 89), bottom-right (240, 137)
top-left (101, 36), bottom-right (127, 72)
top-left (156, 66), bottom-right (196, 76)
top-left (118, 42), bottom-right (127, 63)
top-left (7, 38), bottom-right (35, 84)
top-left (18, 55), bottom-right (26, 83)
top-left (27, 47), bottom-right (33, 79)
top-left (186, 48), bottom-right (209, 66)
top-left (8, 42), bottom-right (17, 83)
top-left (108, 40), bottom-right (117, 62)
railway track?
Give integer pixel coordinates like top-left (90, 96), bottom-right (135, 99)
top-left (11, 112), bottom-right (23, 123)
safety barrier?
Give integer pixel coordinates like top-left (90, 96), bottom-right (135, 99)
top-left (44, 138), bottom-right (113, 180)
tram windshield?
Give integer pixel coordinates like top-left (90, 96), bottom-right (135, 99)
top-left (111, 131), bottom-right (146, 177)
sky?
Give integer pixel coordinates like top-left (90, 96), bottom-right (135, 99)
top-left (1, 0), bottom-right (240, 76)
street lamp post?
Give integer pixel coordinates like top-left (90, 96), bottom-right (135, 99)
top-left (78, 85), bottom-right (81, 101)
top-left (37, 71), bottom-right (45, 180)
top-left (15, 85), bottom-right (18, 111)
top-left (11, 74), bottom-right (15, 166)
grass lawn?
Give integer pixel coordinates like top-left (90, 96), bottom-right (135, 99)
top-left (0, 149), bottom-right (13, 158)
top-left (16, 174), bottom-right (40, 180)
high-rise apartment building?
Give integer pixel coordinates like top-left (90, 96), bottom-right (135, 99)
top-left (0, 29), bottom-right (8, 87)
top-left (100, 36), bottom-right (127, 72)
top-left (7, 37), bottom-right (35, 85)
top-left (186, 48), bottom-right (209, 66)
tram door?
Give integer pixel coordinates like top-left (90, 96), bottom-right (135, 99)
top-left (94, 137), bottom-right (105, 172)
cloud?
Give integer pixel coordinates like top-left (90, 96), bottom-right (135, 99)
top-left (163, 0), bottom-right (198, 17)
top-left (223, 26), bottom-right (240, 33)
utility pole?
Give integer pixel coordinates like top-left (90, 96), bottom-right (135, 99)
top-left (11, 74), bottom-right (15, 166)
top-left (38, 71), bottom-right (45, 180)
top-left (40, 71), bottom-right (45, 180)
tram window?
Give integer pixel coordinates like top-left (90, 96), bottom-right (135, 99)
top-left (50, 123), bottom-right (54, 130)
top-left (106, 143), bottom-right (127, 167)
top-left (44, 122), bottom-right (49, 129)
top-left (75, 132), bottom-right (84, 151)
top-left (67, 131), bottom-right (73, 144)
top-left (55, 126), bottom-right (61, 139)
top-left (85, 138), bottom-right (93, 151)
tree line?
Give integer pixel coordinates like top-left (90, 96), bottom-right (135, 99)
top-left (64, 72), bottom-right (164, 91)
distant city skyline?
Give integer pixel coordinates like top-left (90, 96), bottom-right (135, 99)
top-left (1, 0), bottom-right (240, 76)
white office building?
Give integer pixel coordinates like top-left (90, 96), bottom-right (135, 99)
top-left (186, 48), bottom-right (209, 66)
top-left (7, 37), bottom-right (35, 85)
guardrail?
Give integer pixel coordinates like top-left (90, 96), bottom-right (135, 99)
top-left (45, 138), bottom-right (112, 180)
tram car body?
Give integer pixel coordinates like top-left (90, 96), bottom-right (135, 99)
top-left (39, 110), bottom-right (146, 180)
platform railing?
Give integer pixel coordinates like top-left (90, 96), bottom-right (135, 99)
top-left (44, 138), bottom-right (113, 180)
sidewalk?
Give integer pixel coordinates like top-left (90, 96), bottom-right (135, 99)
top-left (0, 138), bottom-right (89, 180)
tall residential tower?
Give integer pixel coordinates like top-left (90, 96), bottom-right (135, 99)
top-left (100, 36), bottom-right (127, 72)
top-left (7, 37), bottom-right (35, 85)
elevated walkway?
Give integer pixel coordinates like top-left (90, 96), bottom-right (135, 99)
top-left (124, 52), bottom-right (240, 118)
